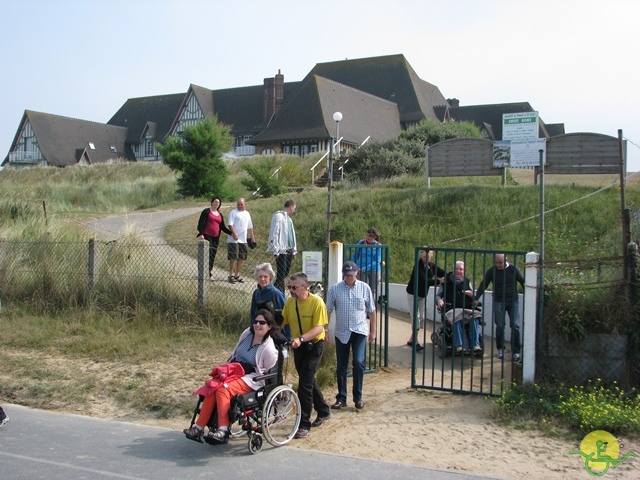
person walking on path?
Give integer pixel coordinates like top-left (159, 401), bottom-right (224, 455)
top-left (267, 199), bottom-right (297, 293)
top-left (405, 249), bottom-right (444, 351)
top-left (474, 253), bottom-right (525, 361)
top-left (196, 196), bottom-right (232, 280)
top-left (282, 272), bottom-right (331, 439)
top-left (326, 261), bottom-right (376, 411)
top-left (226, 198), bottom-right (255, 284)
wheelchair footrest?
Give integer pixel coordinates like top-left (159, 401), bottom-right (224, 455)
top-left (185, 433), bottom-right (204, 443)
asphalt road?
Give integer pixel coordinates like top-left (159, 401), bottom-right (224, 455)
top-left (0, 404), bottom-right (504, 480)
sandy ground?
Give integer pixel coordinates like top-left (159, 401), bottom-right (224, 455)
top-left (74, 208), bottom-right (639, 479)
top-left (120, 310), bottom-right (635, 480)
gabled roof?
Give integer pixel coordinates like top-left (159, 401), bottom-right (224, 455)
top-left (249, 76), bottom-right (401, 146)
top-left (434, 102), bottom-right (561, 140)
top-left (545, 123), bottom-right (566, 137)
top-left (303, 54), bottom-right (446, 123)
top-left (107, 93), bottom-right (185, 143)
top-left (12, 110), bottom-right (134, 166)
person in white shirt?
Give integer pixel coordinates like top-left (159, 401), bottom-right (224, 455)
top-left (226, 198), bottom-right (255, 283)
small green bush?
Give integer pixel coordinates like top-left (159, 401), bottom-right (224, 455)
top-left (496, 381), bottom-right (640, 436)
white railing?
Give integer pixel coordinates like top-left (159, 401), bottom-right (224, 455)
top-left (252, 166), bottom-right (282, 195)
top-left (9, 151), bottom-right (40, 163)
top-left (310, 137), bottom-right (342, 184)
top-left (336, 136), bottom-right (369, 180)
top-left (234, 145), bottom-right (256, 156)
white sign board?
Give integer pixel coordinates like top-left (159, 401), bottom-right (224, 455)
top-left (493, 139), bottom-right (547, 168)
top-left (510, 138), bottom-right (547, 167)
top-left (302, 251), bottom-right (323, 282)
top-left (502, 112), bottom-right (539, 141)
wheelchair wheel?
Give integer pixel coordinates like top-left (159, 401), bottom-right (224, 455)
top-left (261, 384), bottom-right (301, 447)
top-left (247, 432), bottom-right (263, 454)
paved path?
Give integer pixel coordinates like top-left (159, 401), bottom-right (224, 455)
top-left (0, 404), bottom-right (503, 480)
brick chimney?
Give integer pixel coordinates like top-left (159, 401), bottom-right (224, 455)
top-left (264, 70), bottom-right (284, 125)
top-left (447, 98), bottom-right (460, 108)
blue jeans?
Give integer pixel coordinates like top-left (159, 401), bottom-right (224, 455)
top-left (335, 332), bottom-right (367, 404)
top-left (493, 301), bottom-right (521, 354)
top-left (453, 319), bottom-right (480, 350)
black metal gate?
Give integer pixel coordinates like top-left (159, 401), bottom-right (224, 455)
top-left (344, 242), bottom-right (390, 371)
top-left (410, 248), bottom-right (528, 396)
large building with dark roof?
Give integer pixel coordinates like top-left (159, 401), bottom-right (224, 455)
top-left (2, 53), bottom-right (563, 168)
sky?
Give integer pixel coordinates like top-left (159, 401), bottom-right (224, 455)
top-left (2, 0), bottom-right (639, 171)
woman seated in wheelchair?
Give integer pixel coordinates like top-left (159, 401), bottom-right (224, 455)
top-left (183, 309), bottom-right (279, 444)
top-left (436, 261), bottom-right (482, 354)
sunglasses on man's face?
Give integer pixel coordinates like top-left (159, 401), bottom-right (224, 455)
top-left (253, 320), bottom-right (267, 325)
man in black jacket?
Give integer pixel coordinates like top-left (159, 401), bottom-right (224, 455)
top-left (475, 254), bottom-right (525, 362)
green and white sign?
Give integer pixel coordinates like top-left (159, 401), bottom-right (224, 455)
top-left (503, 112), bottom-right (539, 141)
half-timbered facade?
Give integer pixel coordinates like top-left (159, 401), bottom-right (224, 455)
top-left (2, 53), bottom-right (565, 168)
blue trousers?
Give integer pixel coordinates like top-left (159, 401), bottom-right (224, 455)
top-left (453, 319), bottom-right (480, 350)
top-left (335, 332), bottom-right (367, 404)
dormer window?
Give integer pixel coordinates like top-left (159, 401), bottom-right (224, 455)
top-left (89, 142), bottom-right (95, 149)
top-left (110, 145), bottom-right (117, 153)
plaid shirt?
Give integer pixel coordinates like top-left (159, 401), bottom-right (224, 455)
top-left (326, 279), bottom-right (375, 344)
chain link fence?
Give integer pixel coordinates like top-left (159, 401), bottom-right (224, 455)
top-left (538, 252), bottom-right (640, 388)
top-left (0, 239), bottom-right (304, 332)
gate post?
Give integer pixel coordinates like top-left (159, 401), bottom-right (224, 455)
top-left (523, 251), bottom-right (539, 384)
top-left (197, 240), bottom-right (206, 308)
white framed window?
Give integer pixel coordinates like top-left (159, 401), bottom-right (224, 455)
top-left (145, 140), bottom-right (154, 156)
top-left (301, 145), bottom-right (309, 157)
top-left (283, 146), bottom-right (291, 154)
top-left (292, 146), bottom-right (299, 156)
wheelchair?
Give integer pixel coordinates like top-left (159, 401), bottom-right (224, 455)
top-left (186, 336), bottom-right (301, 454)
top-left (431, 302), bottom-right (484, 359)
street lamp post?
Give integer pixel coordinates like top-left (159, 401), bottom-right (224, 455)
top-left (333, 111), bottom-right (342, 157)
top-left (324, 112), bottom-right (342, 293)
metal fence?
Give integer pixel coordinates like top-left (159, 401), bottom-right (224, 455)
top-left (537, 253), bottom-right (639, 388)
top-left (343, 243), bottom-right (390, 373)
top-left (0, 238), bottom-right (304, 327)
top-left (407, 248), bottom-right (529, 397)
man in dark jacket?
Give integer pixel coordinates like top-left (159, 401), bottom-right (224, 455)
top-left (475, 254), bottom-right (525, 362)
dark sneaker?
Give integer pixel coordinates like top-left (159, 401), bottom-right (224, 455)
top-left (294, 428), bottom-right (310, 439)
top-left (331, 400), bottom-right (346, 410)
top-left (311, 414), bottom-right (330, 428)
top-left (513, 353), bottom-right (521, 362)
top-left (228, 276), bottom-right (237, 284)
top-left (235, 276), bottom-right (244, 283)
top-left (497, 349), bottom-right (505, 360)
top-left (0, 415), bottom-right (8, 428)
top-left (355, 400), bottom-right (364, 410)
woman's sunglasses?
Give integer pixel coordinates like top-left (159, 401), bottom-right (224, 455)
top-left (253, 320), bottom-right (268, 325)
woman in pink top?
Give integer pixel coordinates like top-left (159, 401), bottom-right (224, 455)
top-left (197, 196), bottom-right (232, 280)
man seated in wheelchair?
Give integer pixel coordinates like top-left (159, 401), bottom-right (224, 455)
top-left (436, 261), bottom-right (482, 354)
top-left (183, 309), bottom-right (279, 444)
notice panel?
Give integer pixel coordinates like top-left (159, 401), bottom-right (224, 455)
top-left (502, 112), bottom-right (539, 141)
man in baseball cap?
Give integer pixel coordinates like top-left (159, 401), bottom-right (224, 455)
top-left (325, 260), bottom-right (377, 411)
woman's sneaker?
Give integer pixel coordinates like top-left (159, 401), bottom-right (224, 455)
top-left (0, 409), bottom-right (8, 428)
